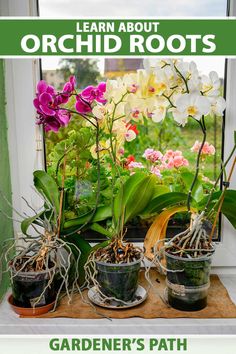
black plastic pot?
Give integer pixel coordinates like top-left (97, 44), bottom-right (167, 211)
top-left (10, 264), bottom-right (57, 308)
top-left (95, 258), bottom-right (142, 302)
top-left (165, 251), bottom-right (214, 311)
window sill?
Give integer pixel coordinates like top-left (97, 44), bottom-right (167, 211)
top-left (0, 274), bottom-right (236, 335)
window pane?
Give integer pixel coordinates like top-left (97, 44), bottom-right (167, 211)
top-left (39, 0), bottom-right (227, 17)
top-left (39, 0), bottom-right (227, 241)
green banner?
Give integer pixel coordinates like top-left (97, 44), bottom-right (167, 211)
top-left (0, 19), bottom-right (235, 56)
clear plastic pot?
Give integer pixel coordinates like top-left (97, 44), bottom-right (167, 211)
top-left (95, 258), bottom-right (142, 302)
top-left (10, 264), bottom-right (57, 308)
top-left (165, 251), bottom-right (214, 287)
top-left (166, 279), bottom-right (210, 311)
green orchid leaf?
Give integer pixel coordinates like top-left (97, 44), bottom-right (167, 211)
top-left (21, 211), bottom-right (44, 235)
top-left (61, 233), bottom-right (92, 285)
top-left (142, 192), bottom-right (190, 216)
top-left (113, 172), bottom-right (156, 231)
top-left (198, 190), bottom-right (236, 229)
top-left (113, 172), bottom-right (147, 227)
top-left (180, 171), bottom-right (204, 202)
top-left (90, 223), bottom-right (113, 238)
top-left (92, 205), bottom-right (112, 223)
top-left (124, 174), bottom-right (156, 223)
top-left (221, 190), bottom-right (236, 229)
top-left (152, 185), bottom-right (171, 198)
top-left (33, 170), bottom-right (60, 214)
top-left (92, 240), bottom-right (111, 251)
top-left (63, 205), bottom-right (112, 230)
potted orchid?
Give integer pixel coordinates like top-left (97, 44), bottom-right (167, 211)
top-left (135, 59), bottom-right (236, 311)
top-left (1, 170), bottom-right (82, 316)
top-left (33, 74), bottom-right (159, 306)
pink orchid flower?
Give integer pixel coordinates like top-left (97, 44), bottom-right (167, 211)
top-left (81, 82), bottom-right (106, 104)
top-left (34, 80), bottom-right (70, 132)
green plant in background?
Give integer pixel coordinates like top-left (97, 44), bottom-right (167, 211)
top-left (58, 58), bottom-right (101, 89)
top-left (124, 113), bottom-right (222, 181)
top-left (125, 114), bottom-right (183, 157)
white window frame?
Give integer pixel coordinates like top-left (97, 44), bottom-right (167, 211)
top-left (2, 0), bottom-right (236, 272)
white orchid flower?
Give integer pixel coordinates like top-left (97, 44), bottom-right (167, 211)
top-left (176, 61), bottom-right (199, 80)
top-left (106, 101), bottom-right (126, 119)
top-left (175, 92), bottom-right (211, 121)
top-left (124, 95), bottom-right (145, 122)
top-left (104, 78), bottom-right (126, 103)
top-left (201, 71), bottom-right (221, 97)
top-left (137, 69), bottom-right (168, 98)
top-left (170, 108), bottom-right (189, 126)
top-left (170, 91), bottom-right (182, 107)
top-left (188, 71), bottom-right (201, 92)
top-left (90, 140), bottom-right (110, 159)
top-left (156, 58), bottom-right (181, 69)
top-left (171, 60), bottom-right (200, 93)
top-left (112, 119), bottom-right (127, 135)
top-left (153, 68), bottom-right (170, 96)
top-left (143, 58), bottom-right (159, 72)
top-left (125, 129), bottom-right (136, 142)
top-left (92, 104), bottom-right (107, 120)
top-left (113, 120), bottom-right (137, 142)
top-left (123, 73), bottom-right (139, 93)
top-left (209, 96), bottom-right (226, 116)
top-left (150, 96), bottom-right (169, 122)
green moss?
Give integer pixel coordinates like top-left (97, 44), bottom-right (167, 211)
top-left (96, 261), bottom-right (141, 301)
top-left (166, 253), bottom-right (213, 287)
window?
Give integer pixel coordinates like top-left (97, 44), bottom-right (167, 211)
top-left (4, 0), bottom-right (236, 270)
top-left (39, 0), bottom-right (228, 243)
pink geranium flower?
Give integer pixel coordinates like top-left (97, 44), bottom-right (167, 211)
top-left (174, 155), bottom-right (186, 168)
top-left (161, 150), bottom-right (189, 169)
top-left (191, 141), bottom-right (215, 156)
top-left (166, 158), bottom-right (175, 169)
top-left (150, 165), bottom-right (162, 177)
top-left (143, 148), bottom-right (163, 163)
top-left (127, 161), bottom-right (144, 171)
top-left (127, 161), bottom-right (144, 175)
top-left (164, 149), bottom-right (175, 159)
